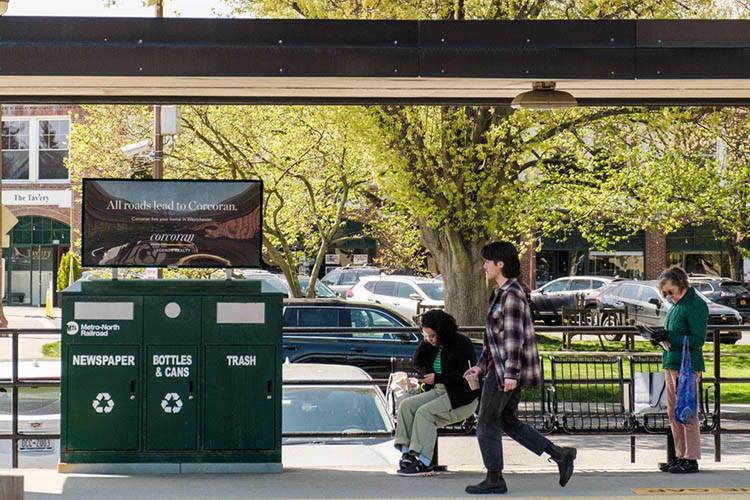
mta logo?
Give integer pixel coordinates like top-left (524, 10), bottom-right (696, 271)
top-left (66, 321), bottom-right (79, 335)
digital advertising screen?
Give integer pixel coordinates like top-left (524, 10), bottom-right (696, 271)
top-left (82, 179), bottom-right (262, 268)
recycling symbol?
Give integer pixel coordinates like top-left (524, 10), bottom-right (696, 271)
top-left (160, 392), bottom-right (183, 414)
top-left (92, 393), bottom-right (115, 414)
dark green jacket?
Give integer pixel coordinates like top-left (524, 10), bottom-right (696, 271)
top-left (662, 287), bottom-right (707, 372)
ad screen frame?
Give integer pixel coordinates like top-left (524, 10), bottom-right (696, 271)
top-left (82, 178), bottom-right (263, 269)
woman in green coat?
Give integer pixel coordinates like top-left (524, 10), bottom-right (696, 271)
top-left (658, 265), bottom-right (707, 474)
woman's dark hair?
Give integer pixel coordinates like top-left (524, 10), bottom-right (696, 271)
top-left (419, 309), bottom-right (459, 345)
top-left (481, 241), bottom-right (520, 278)
top-left (658, 265), bottom-right (690, 292)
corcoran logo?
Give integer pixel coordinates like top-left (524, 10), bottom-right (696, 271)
top-left (66, 321), bottom-right (79, 336)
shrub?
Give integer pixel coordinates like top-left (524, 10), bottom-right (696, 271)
top-left (57, 251), bottom-right (81, 292)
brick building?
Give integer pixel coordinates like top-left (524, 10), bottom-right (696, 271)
top-left (2, 105), bottom-right (76, 306)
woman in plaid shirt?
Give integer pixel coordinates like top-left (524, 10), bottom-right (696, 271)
top-left (464, 241), bottom-right (577, 494)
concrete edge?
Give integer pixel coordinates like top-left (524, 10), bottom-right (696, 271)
top-left (57, 463), bottom-right (283, 474)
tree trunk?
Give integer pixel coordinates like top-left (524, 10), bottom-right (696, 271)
top-left (419, 221), bottom-right (489, 327)
top-left (724, 237), bottom-right (745, 281)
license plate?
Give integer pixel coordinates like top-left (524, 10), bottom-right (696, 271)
top-left (19, 438), bottom-right (53, 452)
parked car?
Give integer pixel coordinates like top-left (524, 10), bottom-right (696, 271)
top-left (237, 270), bottom-right (337, 298)
top-left (281, 363), bottom-right (396, 467)
top-left (595, 280), bottom-right (742, 343)
top-left (349, 275), bottom-right (444, 320)
top-left (689, 276), bottom-right (750, 323)
top-left (530, 276), bottom-right (615, 325)
top-left (320, 266), bottom-right (382, 297)
top-left (282, 298), bottom-right (421, 381)
top-left (0, 360), bottom-right (60, 468)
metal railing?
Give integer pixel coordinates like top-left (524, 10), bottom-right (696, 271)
top-left (0, 328), bottom-right (61, 469)
top-left (1, 324), bottom-right (748, 467)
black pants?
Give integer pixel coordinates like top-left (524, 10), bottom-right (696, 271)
top-left (476, 374), bottom-right (551, 472)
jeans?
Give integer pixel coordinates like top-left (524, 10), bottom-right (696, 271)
top-left (476, 374), bottom-right (551, 472)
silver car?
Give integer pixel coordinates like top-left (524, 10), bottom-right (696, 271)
top-left (281, 363), bottom-right (396, 467)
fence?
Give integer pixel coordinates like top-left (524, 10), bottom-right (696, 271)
top-left (1, 325), bottom-right (749, 468)
top-left (0, 329), bottom-right (61, 469)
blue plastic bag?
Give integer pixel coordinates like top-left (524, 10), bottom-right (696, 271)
top-left (674, 336), bottom-right (697, 424)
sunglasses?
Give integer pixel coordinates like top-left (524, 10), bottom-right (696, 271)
top-left (661, 290), bottom-right (674, 298)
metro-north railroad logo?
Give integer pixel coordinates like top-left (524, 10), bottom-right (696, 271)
top-left (66, 321), bottom-right (79, 335)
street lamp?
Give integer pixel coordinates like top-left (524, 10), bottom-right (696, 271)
top-left (511, 81), bottom-right (577, 110)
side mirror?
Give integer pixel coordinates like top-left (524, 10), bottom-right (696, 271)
top-left (395, 332), bottom-right (413, 341)
top-left (539, 289), bottom-right (546, 295)
top-left (648, 297), bottom-right (661, 308)
top-left (409, 293), bottom-right (422, 301)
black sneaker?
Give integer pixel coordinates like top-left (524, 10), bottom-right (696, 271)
top-left (465, 476), bottom-right (508, 494)
top-left (658, 459), bottom-right (677, 472)
top-left (399, 454), bottom-right (416, 470)
top-left (668, 459), bottom-right (699, 474)
top-left (397, 459), bottom-right (435, 477)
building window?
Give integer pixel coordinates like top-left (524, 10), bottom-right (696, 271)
top-left (2, 117), bottom-right (69, 182)
top-left (588, 251), bottom-right (644, 280)
top-left (2, 120), bottom-right (30, 180)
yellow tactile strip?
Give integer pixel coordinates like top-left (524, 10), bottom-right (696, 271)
top-left (632, 487), bottom-right (750, 495)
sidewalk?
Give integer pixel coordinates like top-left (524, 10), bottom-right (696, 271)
top-left (3, 305), bottom-right (61, 330)
top-left (0, 306), bottom-right (60, 361)
top-left (4, 463), bottom-right (750, 500)
top-left (4, 433), bottom-right (750, 499)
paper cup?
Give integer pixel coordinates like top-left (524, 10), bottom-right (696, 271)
top-left (466, 373), bottom-right (480, 390)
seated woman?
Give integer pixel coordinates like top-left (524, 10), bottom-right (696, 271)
top-left (395, 309), bottom-right (480, 476)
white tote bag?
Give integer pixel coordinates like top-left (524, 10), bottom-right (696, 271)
top-left (633, 371), bottom-right (667, 414)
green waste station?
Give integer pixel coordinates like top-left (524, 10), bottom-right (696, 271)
top-left (59, 279), bottom-right (282, 473)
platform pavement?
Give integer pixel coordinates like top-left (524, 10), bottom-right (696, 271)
top-left (3, 464), bottom-right (750, 500)
top-left (3, 433), bottom-right (750, 500)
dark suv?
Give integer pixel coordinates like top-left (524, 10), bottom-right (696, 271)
top-left (596, 280), bottom-right (742, 343)
top-left (690, 276), bottom-right (750, 323)
top-left (282, 298), bottom-right (421, 380)
top-left (530, 276), bottom-right (614, 325)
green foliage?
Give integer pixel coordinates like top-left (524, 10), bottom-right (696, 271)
top-left (56, 251), bottom-right (81, 292)
top-left (224, 0), bottom-right (724, 20)
top-left (170, 105), bottom-right (413, 295)
top-left (43, 341), bottom-right (61, 358)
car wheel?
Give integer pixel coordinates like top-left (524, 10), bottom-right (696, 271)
top-left (600, 312), bottom-right (624, 341)
top-left (720, 336), bottom-right (740, 345)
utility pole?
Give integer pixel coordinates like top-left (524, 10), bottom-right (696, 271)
top-left (153, 0), bottom-right (164, 180)
top-left (154, 0), bottom-right (164, 278)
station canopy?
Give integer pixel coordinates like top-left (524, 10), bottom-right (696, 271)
top-left (1, 17), bottom-right (750, 105)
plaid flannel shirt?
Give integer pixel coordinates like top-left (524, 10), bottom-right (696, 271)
top-left (478, 278), bottom-right (542, 387)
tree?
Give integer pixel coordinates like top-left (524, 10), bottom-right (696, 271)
top-left (67, 105), bottom-right (154, 248)
top-left (223, 0), bottom-right (722, 326)
top-left (593, 107), bottom-right (750, 280)
top-left (57, 251), bottom-right (82, 291)
top-left (171, 105), bottom-right (382, 296)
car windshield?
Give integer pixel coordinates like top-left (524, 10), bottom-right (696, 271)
top-left (0, 387), bottom-right (60, 420)
top-left (282, 386), bottom-right (392, 435)
top-left (695, 292), bottom-right (715, 304)
top-left (721, 283), bottom-right (749, 294)
top-left (255, 276), bottom-right (291, 295)
top-left (417, 283), bottom-right (444, 300)
top-left (298, 277), bottom-right (337, 298)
